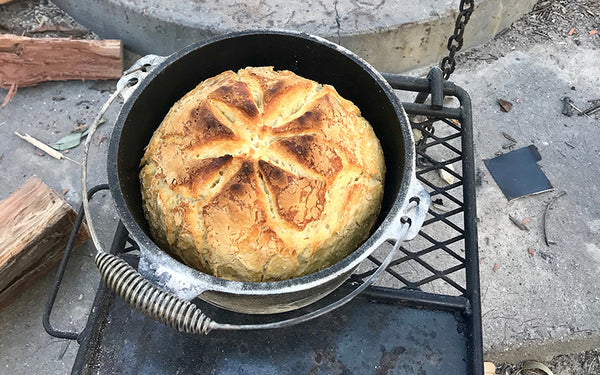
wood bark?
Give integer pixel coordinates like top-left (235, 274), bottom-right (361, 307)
top-left (0, 177), bottom-right (90, 305)
top-left (0, 34), bottom-right (122, 89)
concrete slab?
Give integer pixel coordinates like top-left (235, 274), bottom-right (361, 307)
top-left (450, 41), bottom-right (600, 362)
top-left (51, 0), bottom-right (537, 72)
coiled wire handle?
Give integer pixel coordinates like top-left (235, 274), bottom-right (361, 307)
top-left (95, 252), bottom-right (214, 334)
top-left (82, 58), bottom-right (417, 334)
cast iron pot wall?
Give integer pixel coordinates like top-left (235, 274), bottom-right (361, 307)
top-left (108, 31), bottom-right (414, 313)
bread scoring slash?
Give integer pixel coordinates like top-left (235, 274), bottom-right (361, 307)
top-left (140, 66), bottom-right (385, 282)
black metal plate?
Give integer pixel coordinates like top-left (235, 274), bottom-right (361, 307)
top-left (484, 145), bottom-right (553, 201)
top-left (78, 289), bottom-right (467, 375)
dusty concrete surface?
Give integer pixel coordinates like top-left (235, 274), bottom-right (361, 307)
top-left (50, 0), bottom-right (537, 73)
top-left (444, 0), bottom-right (600, 364)
top-left (465, 45), bottom-right (600, 354)
top-left (1, 0), bottom-right (600, 374)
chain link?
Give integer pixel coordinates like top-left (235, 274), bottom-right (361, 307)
top-left (440, 0), bottom-right (475, 80)
top-left (414, 1), bottom-right (475, 159)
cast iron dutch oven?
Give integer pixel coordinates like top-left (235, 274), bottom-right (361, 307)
top-left (106, 30), bottom-right (429, 316)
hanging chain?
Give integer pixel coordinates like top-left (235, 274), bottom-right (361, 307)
top-left (440, 0), bottom-right (475, 80)
top-left (413, 0), bottom-right (475, 165)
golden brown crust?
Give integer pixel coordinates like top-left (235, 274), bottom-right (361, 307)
top-left (258, 160), bottom-right (326, 230)
top-left (140, 66), bottom-right (385, 282)
top-left (271, 135), bottom-right (343, 177)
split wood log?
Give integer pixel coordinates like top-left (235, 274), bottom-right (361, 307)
top-left (0, 34), bottom-right (122, 90)
top-left (0, 177), bottom-right (90, 305)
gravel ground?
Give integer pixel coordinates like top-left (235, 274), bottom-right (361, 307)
top-left (491, 348), bottom-right (600, 375)
top-left (545, 348), bottom-right (600, 375)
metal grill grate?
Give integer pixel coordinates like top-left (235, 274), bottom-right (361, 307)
top-left (352, 115), bottom-right (469, 296)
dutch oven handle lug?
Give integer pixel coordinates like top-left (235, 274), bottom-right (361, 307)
top-left (401, 177), bottom-right (431, 241)
top-left (116, 54), bottom-right (168, 103)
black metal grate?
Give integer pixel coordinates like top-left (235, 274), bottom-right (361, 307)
top-left (351, 115), bottom-right (470, 296)
top-left (345, 74), bottom-right (477, 305)
top-left (355, 119), bottom-right (466, 295)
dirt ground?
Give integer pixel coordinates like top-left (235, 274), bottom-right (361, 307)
top-left (492, 348), bottom-right (600, 375)
top-left (546, 348), bottom-right (600, 375)
top-left (0, 0), bottom-right (94, 38)
top-left (458, 0), bottom-right (600, 72)
top-left (1, 0), bottom-right (599, 374)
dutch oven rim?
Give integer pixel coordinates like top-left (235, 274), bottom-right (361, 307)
top-left (107, 29), bottom-right (416, 296)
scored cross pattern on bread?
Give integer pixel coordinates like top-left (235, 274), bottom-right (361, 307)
top-left (140, 67), bottom-right (385, 282)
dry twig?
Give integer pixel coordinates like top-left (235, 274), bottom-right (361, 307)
top-left (543, 191), bottom-right (567, 246)
top-left (2, 82), bottom-right (18, 108)
top-left (14, 132), bottom-right (78, 164)
top-left (509, 215), bottom-right (529, 231)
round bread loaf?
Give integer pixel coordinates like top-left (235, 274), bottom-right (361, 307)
top-left (140, 66), bottom-right (385, 282)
